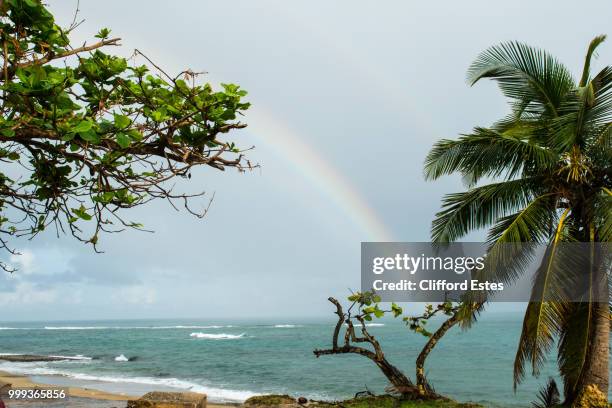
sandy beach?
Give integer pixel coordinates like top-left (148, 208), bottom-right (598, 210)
top-left (0, 371), bottom-right (233, 408)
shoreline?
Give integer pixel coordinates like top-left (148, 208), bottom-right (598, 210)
top-left (0, 370), bottom-right (235, 407)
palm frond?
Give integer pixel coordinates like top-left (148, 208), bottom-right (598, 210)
top-left (555, 65), bottom-right (612, 151)
top-left (455, 300), bottom-right (486, 330)
top-left (424, 127), bottom-right (557, 183)
top-left (457, 241), bottom-right (538, 329)
top-left (514, 301), bottom-right (565, 388)
top-left (514, 209), bottom-right (570, 388)
top-left (584, 66), bottom-right (612, 131)
top-left (532, 378), bottom-right (561, 408)
top-left (467, 195), bottom-right (559, 290)
top-left (487, 194), bottom-right (558, 243)
top-left (547, 111), bottom-right (580, 153)
top-left (431, 177), bottom-right (542, 242)
top-left (592, 122), bottom-right (611, 149)
top-left (558, 302), bottom-right (594, 400)
top-left (467, 41), bottom-right (575, 118)
top-left (579, 35), bottom-right (607, 87)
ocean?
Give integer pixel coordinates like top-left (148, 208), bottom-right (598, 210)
top-left (0, 312), bottom-right (594, 407)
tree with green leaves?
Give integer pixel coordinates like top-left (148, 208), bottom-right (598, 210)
top-left (0, 0), bottom-right (252, 269)
top-left (425, 36), bottom-right (611, 406)
top-left (314, 292), bottom-right (467, 400)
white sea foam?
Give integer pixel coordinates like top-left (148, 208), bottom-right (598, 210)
top-left (42, 325), bottom-right (235, 330)
top-left (153, 325), bottom-right (233, 329)
top-left (44, 326), bottom-right (111, 330)
top-left (1, 325), bottom-right (236, 331)
top-left (273, 324), bottom-right (302, 328)
top-left (0, 327), bottom-right (32, 330)
top-left (114, 354), bottom-right (129, 362)
top-left (49, 355), bottom-right (93, 361)
top-left (0, 361), bottom-right (258, 403)
top-left (189, 332), bottom-right (245, 340)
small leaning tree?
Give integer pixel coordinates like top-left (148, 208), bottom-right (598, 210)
top-left (314, 292), bottom-right (469, 400)
top-left (425, 36), bottom-right (611, 406)
top-left (0, 0), bottom-right (252, 268)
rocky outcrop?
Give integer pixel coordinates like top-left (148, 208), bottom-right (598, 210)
top-left (126, 391), bottom-right (207, 408)
top-left (243, 395), bottom-right (299, 407)
top-left (0, 355), bottom-right (71, 363)
top-left (242, 394), bottom-right (483, 407)
top-left (0, 380), bottom-right (11, 394)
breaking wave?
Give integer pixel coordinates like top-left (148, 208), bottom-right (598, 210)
top-left (189, 333), bottom-right (246, 340)
top-left (0, 361), bottom-right (257, 402)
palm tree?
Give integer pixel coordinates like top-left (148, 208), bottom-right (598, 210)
top-left (424, 36), bottom-right (611, 406)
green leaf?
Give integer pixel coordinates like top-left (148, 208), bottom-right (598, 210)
top-left (73, 120), bottom-right (93, 133)
top-left (71, 205), bottom-right (92, 221)
top-left (150, 108), bottom-right (168, 122)
top-left (127, 129), bottom-right (143, 141)
top-left (175, 79), bottom-right (190, 93)
top-left (94, 191), bottom-right (115, 203)
top-left (116, 133), bottom-right (131, 148)
top-left (79, 129), bottom-right (100, 143)
top-left (363, 306), bottom-right (375, 314)
top-left (95, 28), bottom-right (111, 39)
top-left (62, 133), bottom-right (76, 141)
top-left (113, 114), bottom-right (131, 129)
top-left (391, 303), bottom-right (403, 317)
top-left (1, 128), bottom-right (15, 137)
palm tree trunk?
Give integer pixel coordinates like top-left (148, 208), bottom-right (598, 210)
top-left (569, 301), bottom-right (610, 407)
top-left (585, 301), bottom-right (610, 392)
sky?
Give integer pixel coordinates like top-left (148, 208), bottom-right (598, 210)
top-left (1, 0), bottom-right (611, 321)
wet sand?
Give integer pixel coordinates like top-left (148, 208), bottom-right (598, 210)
top-left (0, 371), bottom-right (233, 407)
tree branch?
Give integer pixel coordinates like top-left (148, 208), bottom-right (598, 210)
top-left (13, 38), bottom-right (121, 71)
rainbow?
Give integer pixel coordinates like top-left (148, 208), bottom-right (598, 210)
top-left (232, 12), bottom-right (436, 243)
top-left (245, 107), bottom-right (394, 242)
top-left (138, 16), bottom-right (434, 243)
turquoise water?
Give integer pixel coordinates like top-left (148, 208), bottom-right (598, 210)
top-left (0, 313), bottom-right (597, 407)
